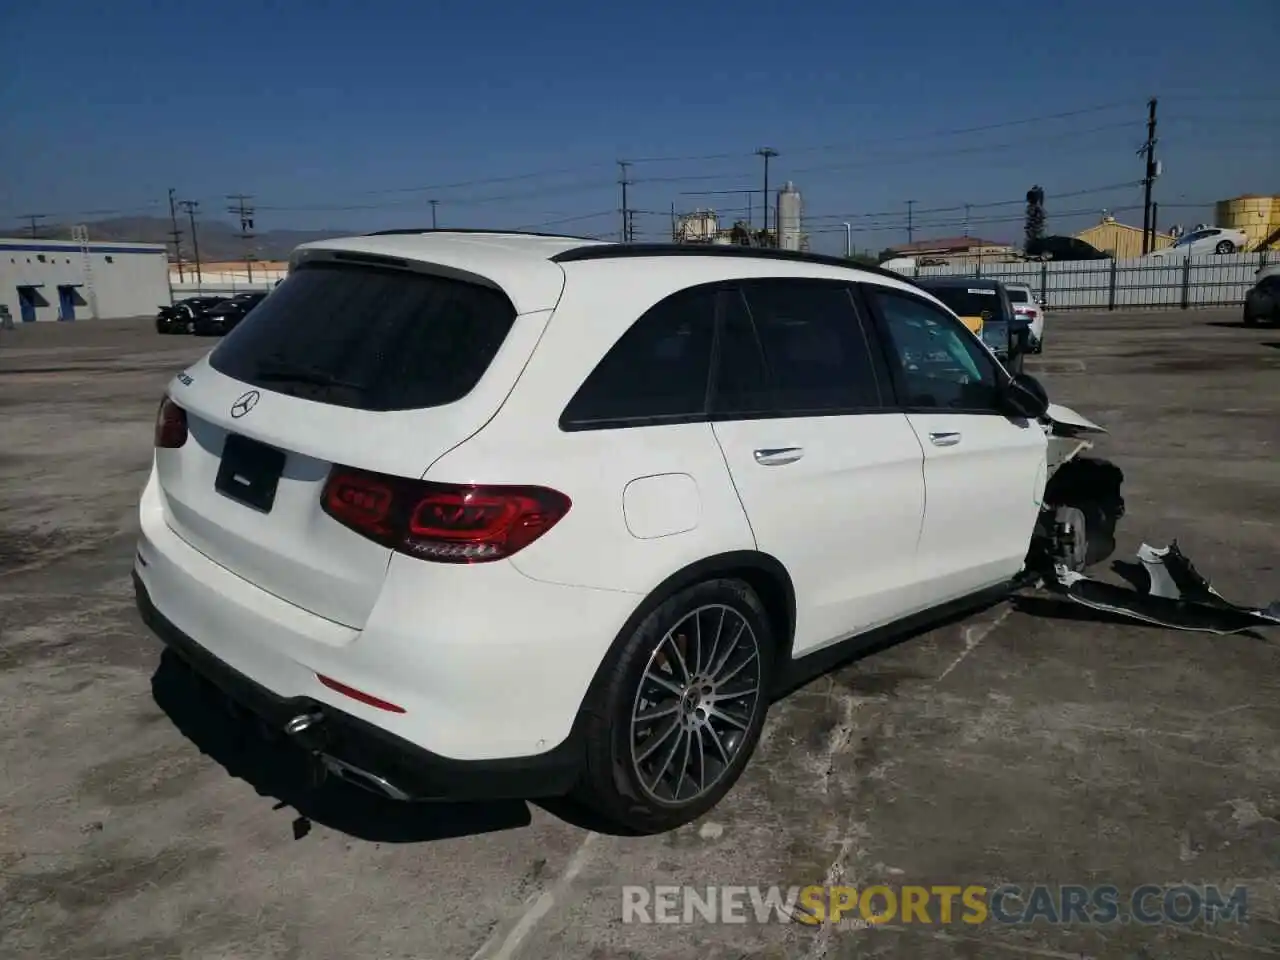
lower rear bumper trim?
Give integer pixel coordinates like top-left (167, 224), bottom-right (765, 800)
top-left (133, 571), bottom-right (582, 802)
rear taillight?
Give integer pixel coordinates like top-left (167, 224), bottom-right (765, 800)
top-left (321, 466), bottom-right (571, 564)
top-left (155, 396), bottom-right (188, 448)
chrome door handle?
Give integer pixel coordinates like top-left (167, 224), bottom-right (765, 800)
top-left (753, 447), bottom-right (804, 466)
top-left (929, 431), bottom-right (962, 447)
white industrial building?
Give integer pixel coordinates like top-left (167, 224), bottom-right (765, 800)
top-left (1, 237), bottom-right (169, 323)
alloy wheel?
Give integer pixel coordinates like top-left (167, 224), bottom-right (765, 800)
top-left (628, 604), bottom-right (762, 806)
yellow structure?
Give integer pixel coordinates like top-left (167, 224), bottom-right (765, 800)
top-left (1075, 216), bottom-right (1172, 259)
top-left (1215, 195), bottom-right (1280, 251)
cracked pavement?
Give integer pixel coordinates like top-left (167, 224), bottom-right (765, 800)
top-left (1, 310), bottom-right (1278, 959)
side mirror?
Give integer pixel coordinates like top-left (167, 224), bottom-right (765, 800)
top-left (1001, 372), bottom-right (1049, 419)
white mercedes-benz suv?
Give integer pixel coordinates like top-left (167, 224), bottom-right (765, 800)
top-left (134, 231), bottom-right (1124, 833)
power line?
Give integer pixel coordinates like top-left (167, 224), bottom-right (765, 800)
top-left (18, 214), bottom-right (47, 239)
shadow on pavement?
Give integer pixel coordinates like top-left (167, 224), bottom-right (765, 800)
top-left (150, 650), bottom-right (534, 843)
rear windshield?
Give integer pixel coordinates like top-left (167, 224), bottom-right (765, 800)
top-left (208, 260), bottom-right (516, 411)
top-left (1006, 288), bottom-right (1030, 303)
top-left (922, 286), bottom-right (1008, 320)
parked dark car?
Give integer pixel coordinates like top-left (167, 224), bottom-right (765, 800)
top-left (1243, 270), bottom-right (1280, 326)
top-left (193, 292), bottom-right (268, 336)
top-left (916, 277), bottom-right (1030, 372)
top-left (156, 297), bottom-right (229, 334)
top-left (1025, 236), bottom-right (1110, 262)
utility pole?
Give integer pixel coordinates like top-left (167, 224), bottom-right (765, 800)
top-left (167, 188), bottom-right (185, 281)
top-left (906, 200), bottom-right (917, 245)
top-left (226, 194), bottom-right (256, 283)
top-left (1140, 97), bottom-right (1158, 255)
top-left (618, 161), bottom-right (632, 242)
top-left (19, 214), bottom-right (46, 239)
top-left (756, 148), bottom-right (778, 245)
top-left (842, 222), bottom-right (852, 258)
top-left (963, 203), bottom-right (971, 238)
top-left (429, 199), bottom-right (439, 229)
top-left (178, 200), bottom-right (203, 290)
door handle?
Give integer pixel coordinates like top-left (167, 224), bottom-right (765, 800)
top-left (928, 431), bottom-right (962, 447)
top-left (753, 447), bottom-right (804, 466)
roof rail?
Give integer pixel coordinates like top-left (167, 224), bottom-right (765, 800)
top-left (363, 227), bottom-right (603, 241)
top-left (549, 242), bottom-right (916, 284)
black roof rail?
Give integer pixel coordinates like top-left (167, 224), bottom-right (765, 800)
top-left (363, 227), bottom-right (603, 242)
top-left (549, 242), bottom-right (917, 284)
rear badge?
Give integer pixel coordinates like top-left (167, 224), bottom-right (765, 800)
top-left (177, 371), bottom-right (194, 386)
top-left (230, 390), bottom-right (260, 418)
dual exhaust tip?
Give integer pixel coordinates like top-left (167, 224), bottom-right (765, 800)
top-left (282, 710), bottom-right (412, 802)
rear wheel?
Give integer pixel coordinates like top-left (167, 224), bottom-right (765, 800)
top-left (574, 579), bottom-right (775, 834)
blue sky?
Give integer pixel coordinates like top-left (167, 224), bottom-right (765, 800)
top-left (1, 0), bottom-right (1276, 255)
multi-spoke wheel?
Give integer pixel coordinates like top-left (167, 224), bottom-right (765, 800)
top-left (575, 578), bottom-right (776, 834)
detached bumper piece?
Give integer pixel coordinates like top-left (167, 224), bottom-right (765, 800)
top-left (133, 573), bottom-right (581, 802)
top-left (1049, 541), bottom-right (1280, 635)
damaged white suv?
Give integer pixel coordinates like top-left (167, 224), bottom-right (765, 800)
top-left (134, 232), bottom-right (1124, 833)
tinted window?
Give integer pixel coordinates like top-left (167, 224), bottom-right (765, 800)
top-left (1007, 288), bottom-right (1030, 303)
top-left (709, 290), bottom-right (771, 415)
top-left (560, 286), bottom-right (716, 428)
top-left (209, 261), bottom-right (516, 412)
top-left (740, 280), bottom-right (880, 413)
top-left (870, 289), bottom-right (1002, 412)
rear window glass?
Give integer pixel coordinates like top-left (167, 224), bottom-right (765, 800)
top-left (920, 285), bottom-right (1009, 320)
top-left (208, 261), bottom-right (516, 411)
top-left (1006, 288), bottom-right (1030, 303)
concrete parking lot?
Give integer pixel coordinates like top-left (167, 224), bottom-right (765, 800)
top-left (1, 310), bottom-right (1278, 959)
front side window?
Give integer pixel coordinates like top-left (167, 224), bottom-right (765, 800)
top-left (869, 289), bottom-right (1002, 412)
top-left (560, 286), bottom-right (717, 429)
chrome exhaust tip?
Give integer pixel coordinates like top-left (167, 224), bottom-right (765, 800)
top-left (284, 711), bottom-right (324, 737)
top-left (319, 755), bottom-right (413, 802)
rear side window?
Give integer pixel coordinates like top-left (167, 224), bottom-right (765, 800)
top-left (709, 290), bottom-right (772, 416)
top-left (559, 286), bottom-right (717, 429)
top-left (209, 261), bottom-right (516, 411)
top-left (739, 279), bottom-right (881, 413)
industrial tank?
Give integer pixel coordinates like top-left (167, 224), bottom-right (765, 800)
top-left (1215, 195), bottom-right (1279, 252)
top-left (776, 182), bottom-right (803, 251)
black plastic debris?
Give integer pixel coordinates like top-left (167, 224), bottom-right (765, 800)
top-left (1049, 540), bottom-right (1280, 634)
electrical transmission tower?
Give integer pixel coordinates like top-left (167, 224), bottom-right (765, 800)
top-left (618, 161), bottom-right (633, 242)
top-left (227, 194), bottom-right (257, 282)
top-left (168, 189), bottom-right (185, 281)
top-left (178, 200), bottom-right (203, 289)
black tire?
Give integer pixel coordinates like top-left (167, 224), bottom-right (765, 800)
top-left (573, 578), bottom-right (776, 834)
top-left (1215, 240), bottom-right (1235, 255)
top-left (1243, 311), bottom-right (1257, 326)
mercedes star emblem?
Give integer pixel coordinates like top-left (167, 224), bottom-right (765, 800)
top-left (230, 390), bottom-right (260, 419)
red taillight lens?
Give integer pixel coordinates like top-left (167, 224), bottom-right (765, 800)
top-left (155, 396), bottom-right (188, 448)
top-left (321, 467), bottom-right (571, 564)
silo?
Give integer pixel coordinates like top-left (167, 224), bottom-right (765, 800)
top-left (1215, 195), bottom-right (1279, 252)
top-left (776, 182), bottom-right (803, 251)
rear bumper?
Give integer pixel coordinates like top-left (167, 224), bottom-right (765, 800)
top-left (134, 572), bottom-right (580, 800)
top-left (134, 466), bottom-right (639, 778)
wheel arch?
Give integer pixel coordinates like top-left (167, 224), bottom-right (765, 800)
top-left (573, 551), bottom-right (796, 723)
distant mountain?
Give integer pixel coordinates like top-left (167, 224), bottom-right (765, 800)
top-left (1, 216), bottom-right (354, 261)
